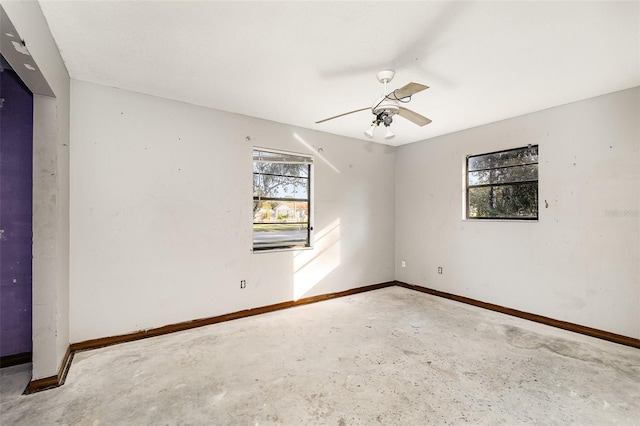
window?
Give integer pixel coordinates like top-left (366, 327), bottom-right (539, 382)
top-left (466, 145), bottom-right (538, 220)
top-left (253, 148), bottom-right (313, 251)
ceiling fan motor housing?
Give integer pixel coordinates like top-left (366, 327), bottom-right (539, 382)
top-left (372, 96), bottom-right (400, 117)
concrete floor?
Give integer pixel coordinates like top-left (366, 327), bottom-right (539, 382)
top-left (1, 286), bottom-right (639, 425)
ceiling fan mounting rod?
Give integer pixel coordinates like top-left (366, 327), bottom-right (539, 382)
top-left (377, 70), bottom-right (395, 97)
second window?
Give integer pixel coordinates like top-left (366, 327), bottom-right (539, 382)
top-left (466, 145), bottom-right (539, 220)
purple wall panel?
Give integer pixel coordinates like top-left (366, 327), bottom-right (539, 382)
top-left (0, 67), bottom-right (33, 357)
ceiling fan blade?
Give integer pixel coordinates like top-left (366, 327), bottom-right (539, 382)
top-left (398, 107), bottom-right (432, 127)
top-left (393, 82), bottom-right (429, 99)
top-left (315, 107), bottom-right (371, 124)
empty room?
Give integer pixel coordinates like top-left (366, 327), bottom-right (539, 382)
top-left (0, 1), bottom-right (638, 424)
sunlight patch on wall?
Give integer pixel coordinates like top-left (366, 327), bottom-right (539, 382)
top-left (293, 133), bottom-right (340, 174)
top-left (293, 218), bottom-right (340, 300)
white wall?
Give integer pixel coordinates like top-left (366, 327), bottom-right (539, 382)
top-left (1, 0), bottom-right (71, 380)
top-left (396, 87), bottom-right (640, 339)
top-left (67, 81), bottom-right (640, 343)
top-left (69, 80), bottom-right (395, 343)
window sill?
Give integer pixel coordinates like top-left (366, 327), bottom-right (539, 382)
top-left (462, 218), bottom-right (539, 223)
top-left (252, 246), bottom-right (314, 254)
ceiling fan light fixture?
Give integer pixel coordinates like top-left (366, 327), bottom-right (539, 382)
top-left (364, 125), bottom-right (376, 139)
top-left (384, 126), bottom-right (395, 140)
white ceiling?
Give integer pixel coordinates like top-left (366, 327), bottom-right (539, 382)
top-left (38, 0), bottom-right (639, 146)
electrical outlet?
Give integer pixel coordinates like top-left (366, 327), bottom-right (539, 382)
top-left (438, 267), bottom-right (443, 274)
top-left (240, 280), bottom-right (246, 289)
top-left (401, 260), bottom-right (406, 268)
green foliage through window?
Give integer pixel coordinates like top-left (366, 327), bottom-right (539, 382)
top-left (466, 146), bottom-right (538, 219)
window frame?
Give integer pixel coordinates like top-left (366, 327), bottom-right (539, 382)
top-left (465, 145), bottom-right (539, 221)
top-left (252, 147), bottom-right (314, 252)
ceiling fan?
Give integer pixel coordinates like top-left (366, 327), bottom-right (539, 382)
top-left (315, 69), bottom-right (432, 140)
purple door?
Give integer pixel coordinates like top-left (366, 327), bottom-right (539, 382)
top-left (0, 64), bottom-right (33, 361)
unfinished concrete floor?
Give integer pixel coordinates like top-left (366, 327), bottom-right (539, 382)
top-left (1, 286), bottom-right (639, 425)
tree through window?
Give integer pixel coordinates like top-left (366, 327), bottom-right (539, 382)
top-left (466, 145), bottom-right (538, 220)
top-left (253, 148), bottom-right (313, 251)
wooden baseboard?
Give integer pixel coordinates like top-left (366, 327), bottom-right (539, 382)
top-left (0, 351), bottom-right (32, 368)
top-left (395, 281), bottom-right (640, 349)
top-left (71, 281), bottom-right (395, 353)
top-left (24, 346), bottom-right (73, 394)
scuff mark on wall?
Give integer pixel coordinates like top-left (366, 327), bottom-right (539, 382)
top-left (11, 40), bottom-right (29, 55)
